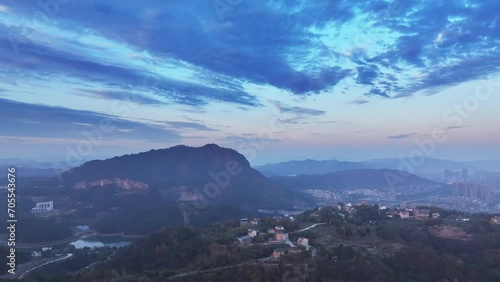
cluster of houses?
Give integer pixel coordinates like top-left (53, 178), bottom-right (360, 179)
top-left (270, 237), bottom-right (309, 259)
top-left (238, 222), bottom-right (289, 245)
top-left (397, 208), bottom-right (440, 221)
top-left (31, 247), bottom-right (52, 258)
top-left (238, 218), bottom-right (310, 260)
top-left (268, 225), bottom-right (286, 243)
top-left (316, 202), bottom-right (441, 221)
top-left (238, 204), bottom-right (500, 260)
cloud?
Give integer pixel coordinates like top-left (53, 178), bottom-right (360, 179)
top-left (270, 100), bottom-right (325, 116)
top-left (0, 98), bottom-right (181, 142)
top-left (388, 133), bottom-right (418, 139)
top-left (2, 0), bottom-right (500, 103)
top-left (222, 134), bottom-right (281, 145)
top-left (78, 89), bottom-right (166, 105)
top-left (164, 121), bottom-right (218, 132)
top-left (347, 99), bottom-right (369, 105)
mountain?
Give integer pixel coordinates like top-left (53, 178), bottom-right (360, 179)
top-left (271, 169), bottom-right (440, 191)
top-left (255, 159), bottom-right (371, 176)
top-left (58, 144), bottom-right (310, 209)
top-left (255, 157), bottom-right (500, 177)
top-left (0, 159), bottom-right (83, 179)
top-left (367, 157), bottom-right (500, 173)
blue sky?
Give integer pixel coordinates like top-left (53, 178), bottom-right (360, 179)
top-left (0, 0), bottom-right (499, 164)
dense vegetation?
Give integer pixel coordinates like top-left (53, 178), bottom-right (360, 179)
top-left (57, 144), bottom-right (312, 209)
top-left (6, 205), bottom-right (500, 281)
top-left (91, 205), bottom-right (252, 235)
top-left (16, 213), bottom-right (72, 243)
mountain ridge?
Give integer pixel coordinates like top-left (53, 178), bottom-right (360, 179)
top-left (57, 144), bottom-right (311, 210)
top-left (255, 157), bottom-right (500, 176)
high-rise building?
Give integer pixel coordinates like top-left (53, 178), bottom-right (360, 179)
top-left (453, 181), bottom-right (490, 201)
top-left (444, 169), bottom-right (451, 178)
top-left (462, 168), bottom-right (468, 179)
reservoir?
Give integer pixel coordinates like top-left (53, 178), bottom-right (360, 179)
top-left (70, 235), bottom-right (134, 249)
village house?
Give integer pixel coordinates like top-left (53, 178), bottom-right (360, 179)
top-left (432, 213), bottom-right (441, 220)
top-left (414, 209), bottom-right (431, 220)
top-left (490, 216), bottom-right (500, 225)
top-left (248, 229), bottom-right (257, 238)
top-left (240, 218), bottom-right (248, 226)
top-left (399, 210), bottom-right (410, 219)
top-left (272, 248), bottom-right (286, 259)
top-left (32, 251), bottom-right (42, 258)
top-left (297, 237), bottom-right (309, 247)
top-left (275, 232), bottom-right (286, 242)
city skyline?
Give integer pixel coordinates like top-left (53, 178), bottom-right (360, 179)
top-left (1, 1), bottom-right (499, 164)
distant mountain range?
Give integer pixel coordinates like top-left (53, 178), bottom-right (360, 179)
top-left (255, 157), bottom-right (500, 176)
top-left (0, 159), bottom-right (85, 179)
top-left (255, 159), bottom-right (371, 177)
top-left (5, 155), bottom-right (499, 180)
top-left (367, 158), bottom-right (500, 172)
top-left (271, 169), bottom-right (439, 191)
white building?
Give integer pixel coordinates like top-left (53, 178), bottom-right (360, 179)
top-left (240, 218), bottom-right (248, 226)
top-left (399, 211), bottom-right (410, 219)
top-left (31, 201), bottom-right (54, 213)
top-left (31, 251), bottom-right (42, 257)
top-left (248, 229), bottom-right (257, 238)
top-left (490, 216), bottom-right (500, 225)
top-left (297, 237), bottom-right (309, 247)
top-left (250, 218), bottom-right (259, 225)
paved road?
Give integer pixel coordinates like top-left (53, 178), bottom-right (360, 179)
top-left (18, 253), bottom-right (73, 279)
top-left (294, 223), bottom-right (327, 233)
top-left (284, 233), bottom-right (295, 247)
top-left (166, 262), bottom-right (283, 280)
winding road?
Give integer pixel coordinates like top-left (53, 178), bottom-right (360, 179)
top-left (18, 253), bottom-right (73, 279)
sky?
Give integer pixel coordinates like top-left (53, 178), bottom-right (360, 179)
top-left (0, 0), bottom-right (499, 165)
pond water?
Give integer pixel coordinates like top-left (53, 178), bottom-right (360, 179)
top-left (70, 235), bottom-right (134, 249)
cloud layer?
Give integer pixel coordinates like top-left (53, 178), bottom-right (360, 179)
top-left (0, 0), bottom-right (499, 161)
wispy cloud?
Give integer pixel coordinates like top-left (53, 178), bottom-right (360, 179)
top-left (0, 5), bottom-right (9, 13)
top-left (270, 100), bottom-right (325, 116)
top-left (347, 99), bottom-right (369, 105)
top-left (388, 133), bottom-right (418, 139)
top-left (0, 98), bottom-right (181, 142)
top-left (164, 121), bottom-right (218, 132)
